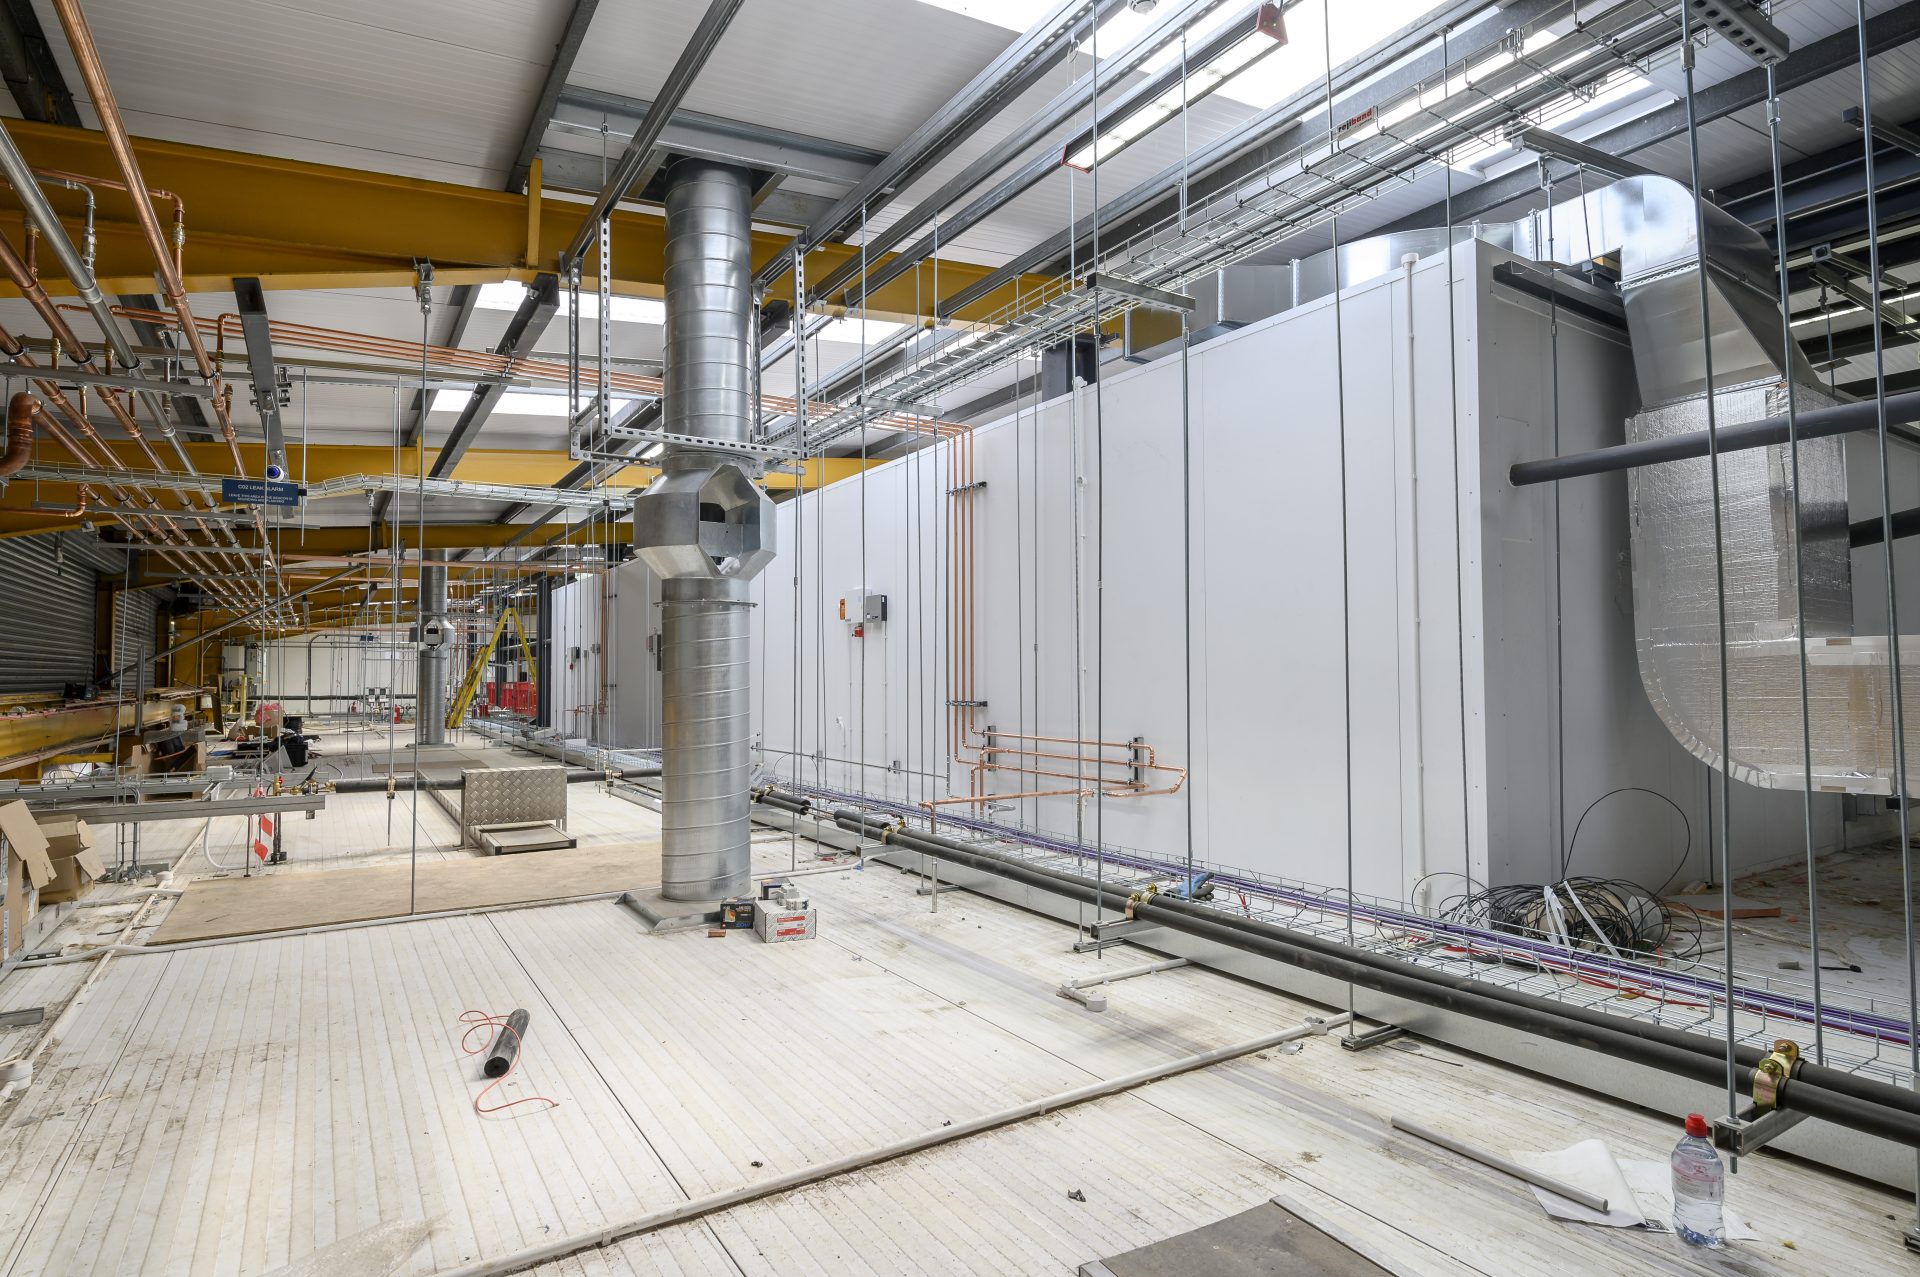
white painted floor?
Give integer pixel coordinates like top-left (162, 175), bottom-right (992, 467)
top-left (0, 783), bottom-right (1910, 1276)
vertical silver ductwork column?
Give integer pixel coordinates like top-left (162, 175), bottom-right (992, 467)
top-left (632, 159), bottom-right (775, 900)
top-left (415, 564), bottom-right (448, 746)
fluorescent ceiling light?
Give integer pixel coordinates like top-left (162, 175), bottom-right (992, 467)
top-left (473, 280), bottom-right (663, 325)
top-left (1214, 1), bottom-right (1448, 110)
top-left (1063, 3), bottom-right (1288, 171)
top-left (426, 389), bottom-right (641, 417)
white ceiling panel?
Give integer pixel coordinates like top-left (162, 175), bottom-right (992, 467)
top-left (570, 0), bottom-right (1026, 156)
top-left (28, 0), bottom-right (570, 187)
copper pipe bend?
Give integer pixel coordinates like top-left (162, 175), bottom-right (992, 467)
top-left (0, 391), bottom-right (38, 478)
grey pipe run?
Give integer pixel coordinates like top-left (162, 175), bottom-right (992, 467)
top-left (1508, 388), bottom-right (1920, 487)
top-left (1849, 505), bottom-right (1920, 549)
top-left (329, 768), bottom-right (607, 794)
top-left (636, 158), bottom-right (775, 903)
top-left (415, 565), bottom-right (448, 747)
top-left (788, 794), bottom-right (1920, 1147)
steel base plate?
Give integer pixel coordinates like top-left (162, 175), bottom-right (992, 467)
top-left (620, 888), bottom-right (726, 933)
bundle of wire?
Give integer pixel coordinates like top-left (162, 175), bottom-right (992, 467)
top-left (1434, 877), bottom-right (1703, 964)
top-left (1426, 786), bottom-right (1707, 964)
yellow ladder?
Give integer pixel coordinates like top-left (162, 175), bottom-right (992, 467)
top-left (447, 606), bottom-right (538, 730)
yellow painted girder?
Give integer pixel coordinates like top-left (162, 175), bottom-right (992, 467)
top-left (0, 443), bottom-right (866, 539)
top-left (3, 440), bottom-right (866, 487)
top-left (0, 693), bottom-right (192, 770)
top-left (0, 121), bottom-right (1056, 323)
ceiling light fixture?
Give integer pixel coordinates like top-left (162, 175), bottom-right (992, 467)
top-left (1061, 2), bottom-right (1287, 171)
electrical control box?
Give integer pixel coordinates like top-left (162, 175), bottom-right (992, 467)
top-left (838, 589), bottom-right (887, 637)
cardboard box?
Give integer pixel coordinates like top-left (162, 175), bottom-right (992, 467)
top-left (0, 801), bottom-right (54, 960)
top-left (33, 817), bottom-right (103, 905)
top-left (130, 743), bottom-right (208, 799)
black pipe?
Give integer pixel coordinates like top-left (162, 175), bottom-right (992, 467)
top-left (482, 1008), bottom-right (530, 1078)
top-left (1849, 504), bottom-right (1920, 548)
top-left (330, 767), bottom-right (605, 793)
top-left (841, 809), bottom-right (1920, 1145)
top-left (811, 790), bottom-right (1920, 1116)
top-left (1508, 388), bottom-right (1920, 487)
top-left (756, 790), bottom-right (813, 816)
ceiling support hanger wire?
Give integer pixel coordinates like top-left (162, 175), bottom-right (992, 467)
top-left (1850, 0), bottom-right (1920, 1220)
top-left (412, 264), bottom-right (430, 916)
top-left (1761, 6), bottom-right (1825, 1068)
top-left (1676, 3), bottom-right (1740, 1129)
top-left (1442, 21), bottom-right (1473, 909)
top-left (1323, 0), bottom-right (1357, 1037)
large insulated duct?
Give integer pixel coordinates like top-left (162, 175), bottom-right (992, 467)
top-left (1511, 176), bottom-right (1902, 794)
top-left (631, 159), bottom-right (775, 900)
top-left (416, 565), bottom-right (448, 746)
top-left (1310, 175), bottom-right (1909, 794)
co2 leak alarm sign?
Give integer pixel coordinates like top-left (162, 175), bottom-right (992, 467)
top-left (221, 477), bottom-right (301, 507)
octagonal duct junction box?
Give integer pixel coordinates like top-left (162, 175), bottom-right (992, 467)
top-left (631, 462), bottom-right (774, 582)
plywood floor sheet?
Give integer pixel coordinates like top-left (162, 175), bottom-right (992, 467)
top-left (148, 842), bottom-right (663, 943)
top-left (0, 821), bottom-right (1908, 1277)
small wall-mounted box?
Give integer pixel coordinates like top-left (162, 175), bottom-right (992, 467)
top-left (838, 589), bottom-right (888, 626)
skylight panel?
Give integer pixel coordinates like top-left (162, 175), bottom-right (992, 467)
top-left (473, 280), bottom-right (664, 325)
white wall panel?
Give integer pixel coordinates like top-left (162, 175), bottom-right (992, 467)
top-left (257, 635), bottom-right (416, 710)
top-left (723, 241), bottom-right (1851, 902)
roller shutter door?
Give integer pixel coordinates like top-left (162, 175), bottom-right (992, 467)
top-left (0, 537), bottom-right (96, 694)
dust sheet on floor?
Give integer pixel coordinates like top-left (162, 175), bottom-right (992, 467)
top-left (147, 840), bottom-right (662, 942)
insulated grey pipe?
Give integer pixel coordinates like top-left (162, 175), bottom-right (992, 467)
top-left (0, 121), bottom-right (131, 368)
top-left (1509, 389), bottom-right (1920, 486)
top-left (1848, 505), bottom-right (1920, 549)
top-left (0, 120), bottom-right (249, 568)
top-left (854, 800), bottom-right (1920, 1119)
top-left (329, 769), bottom-right (604, 793)
top-left (831, 806), bottom-right (1920, 1145)
top-left (416, 565), bottom-right (448, 746)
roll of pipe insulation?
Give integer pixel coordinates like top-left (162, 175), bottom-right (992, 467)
top-left (839, 812), bottom-right (1920, 1147)
top-left (483, 1008), bottom-right (531, 1079)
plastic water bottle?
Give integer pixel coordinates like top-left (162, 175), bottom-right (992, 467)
top-left (1671, 1113), bottom-right (1725, 1247)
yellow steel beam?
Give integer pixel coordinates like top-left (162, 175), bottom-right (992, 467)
top-left (0, 443), bottom-right (869, 539)
top-left (0, 121), bottom-right (1057, 323)
top-left (0, 692), bottom-right (194, 771)
top-left (2, 440), bottom-right (869, 487)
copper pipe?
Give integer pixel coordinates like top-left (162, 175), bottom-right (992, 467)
top-left (0, 217), bottom-right (258, 597)
top-left (49, 0), bottom-right (214, 388)
top-left (0, 230), bottom-right (89, 364)
top-left (108, 303), bottom-right (943, 436)
top-left (48, 0), bottom-right (276, 605)
top-left (27, 165), bottom-right (184, 275)
top-left (0, 391), bottom-right (36, 478)
top-left (0, 174), bottom-right (253, 589)
top-left (43, 483), bottom-right (96, 518)
top-left (0, 323), bottom-right (250, 612)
